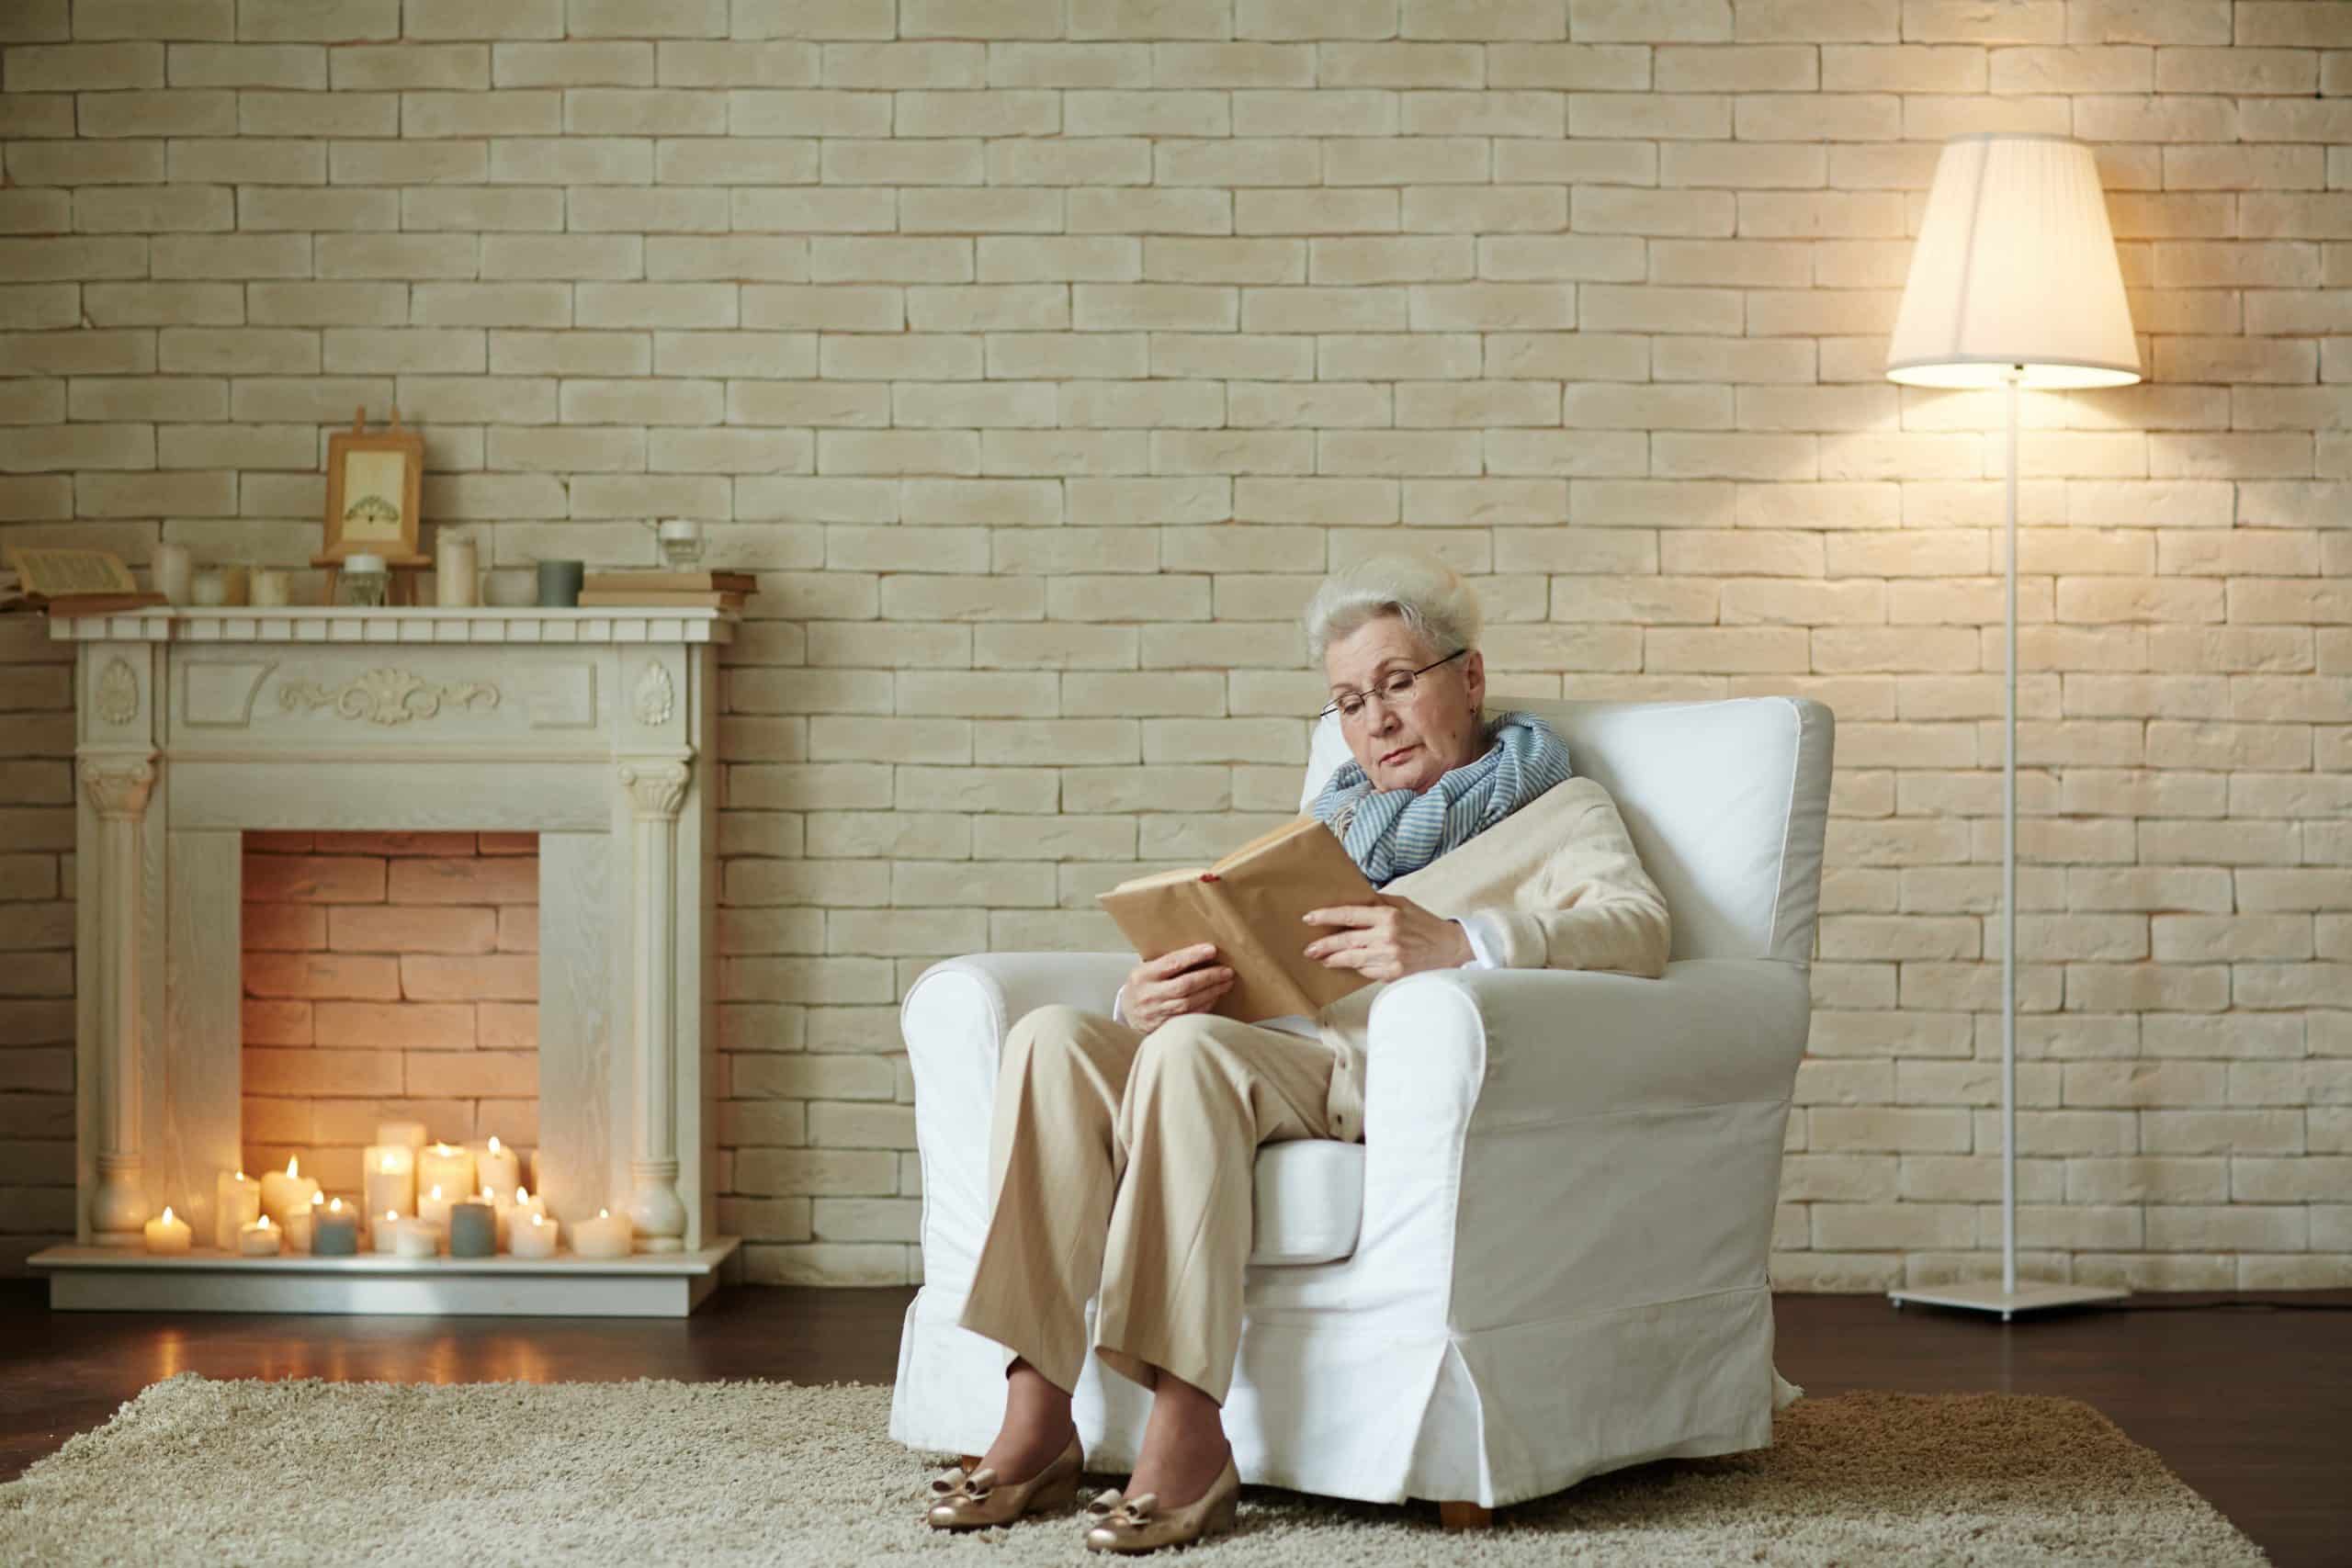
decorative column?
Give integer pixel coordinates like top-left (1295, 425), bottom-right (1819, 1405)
top-left (82, 754), bottom-right (156, 1246)
top-left (618, 756), bottom-right (692, 1252)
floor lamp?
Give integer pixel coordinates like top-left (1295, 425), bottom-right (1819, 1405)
top-left (1883, 134), bottom-right (2142, 1320)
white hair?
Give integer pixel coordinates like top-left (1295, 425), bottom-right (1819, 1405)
top-left (1302, 554), bottom-right (1483, 667)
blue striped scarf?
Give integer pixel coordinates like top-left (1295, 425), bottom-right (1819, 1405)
top-left (1308, 710), bottom-right (1573, 888)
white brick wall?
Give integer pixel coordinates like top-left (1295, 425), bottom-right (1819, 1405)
top-left (1, 0), bottom-right (2346, 1291)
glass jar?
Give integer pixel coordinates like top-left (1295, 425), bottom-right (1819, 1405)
top-left (339, 552), bottom-right (389, 608)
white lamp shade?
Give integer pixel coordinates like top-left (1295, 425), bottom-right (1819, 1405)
top-left (1885, 133), bottom-right (2143, 390)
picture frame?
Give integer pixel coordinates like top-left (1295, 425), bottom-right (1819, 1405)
top-left (321, 408), bottom-right (424, 564)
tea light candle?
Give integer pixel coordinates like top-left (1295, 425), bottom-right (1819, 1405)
top-left (215, 1168), bottom-right (261, 1252)
top-left (509, 1211), bottom-right (560, 1259)
top-left (448, 1196), bottom-right (498, 1258)
top-left (393, 1217), bottom-right (443, 1258)
top-left (492, 1185), bottom-right (547, 1250)
top-left (311, 1197), bottom-right (360, 1257)
top-left (363, 1144), bottom-right (415, 1220)
top-left (372, 1208), bottom-right (404, 1255)
top-left (470, 1134), bottom-right (519, 1199)
top-left (418, 1142), bottom-right (475, 1200)
top-left (376, 1120), bottom-right (428, 1153)
top-left (238, 1215), bottom-right (283, 1256)
top-left (143, 1205), bottom-right (192, 1255)
top-left (282, 1192), bottom-right (321, 1254)
top-left (417, 1182), bottom-right (456, 1230)
top-left (259, 1156), bottom-right (321, 1228)
top-left (572, 1206), bottom-right (634, 1260)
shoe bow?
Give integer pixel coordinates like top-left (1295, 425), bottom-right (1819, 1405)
top-left (930, 1464), bottom-right (996, 1503)
top-left (1096, 1491), bottom-right (1158, 1527)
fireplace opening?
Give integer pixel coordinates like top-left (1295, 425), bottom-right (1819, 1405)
top-left (241, 830), bottom-right (540, 1224)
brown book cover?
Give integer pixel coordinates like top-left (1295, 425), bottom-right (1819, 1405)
top-left (575, 589), bottom-right (747, 608)
top-left (583, 570), bottom-right (757, 593)
top-left (1096, 815), bottom-right (1381, 1024)
top-left (0, 547), bottom-right (165, 616)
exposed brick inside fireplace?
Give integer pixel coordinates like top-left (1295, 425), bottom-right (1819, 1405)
top-left (241, 831), bottom-right (538, 1201)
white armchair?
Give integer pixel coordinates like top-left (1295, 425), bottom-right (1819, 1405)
top-left (890, 695), bottom-right (1833, 1517)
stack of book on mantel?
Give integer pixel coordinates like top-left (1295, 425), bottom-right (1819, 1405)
top-left (576, 570), bottom-right (756, 609)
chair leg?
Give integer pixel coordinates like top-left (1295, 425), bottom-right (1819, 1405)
top-left (1439, 1501), bottom-right (1492, 1530)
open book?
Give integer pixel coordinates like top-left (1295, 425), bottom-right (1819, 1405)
top-left (1, 546), bottom-right (166, 617)
top-left (1096, 815), bottom-right (1381, 1024)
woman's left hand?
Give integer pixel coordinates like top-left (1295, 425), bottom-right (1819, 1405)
top-left (1302, 893), bottom-right (1473, 983)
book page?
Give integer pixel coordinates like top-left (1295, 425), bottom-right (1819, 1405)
top-left (1212, 821), bottom-right (1380, 1016)
top-left (4, 547), bottom-right (136, 597)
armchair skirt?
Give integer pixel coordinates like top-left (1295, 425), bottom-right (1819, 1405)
top-left (959, 1003), bottom-right (1349, 1408)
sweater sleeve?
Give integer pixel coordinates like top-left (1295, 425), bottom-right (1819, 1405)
top-left (1484, 791), bottom-right (1672, 979)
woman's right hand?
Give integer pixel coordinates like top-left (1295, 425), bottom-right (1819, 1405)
top-left (1122, 943), bottom-right (1234, 1032)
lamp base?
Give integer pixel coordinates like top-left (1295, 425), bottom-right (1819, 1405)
top-left (1888, 1279), bottom-right (2129, 1322)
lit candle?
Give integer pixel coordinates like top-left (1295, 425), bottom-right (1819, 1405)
top-left (258, 1156), bottom-right (321, 1229)
top-left (143, 1205), bottom-right (192, 1255)
top-left (417, 1182), bottom-right (456, 1230)
top-left (311, 1197), bottom-right (360, 1257)
top-left (283, 1191), bottom-right (321, 1254)
top-left (448, 1195), bottom-right (497, 1258)
top-left (508, 1211), bottom-right (560, 1259)
top-left (371, 1209), bottom-right (403, 1255)
top-left (238, 1214), bottom-right (283, 1257)
top-left (393, 1217), bottom-right (443, 1258)
top-left (572, 1206), bottom-right (634, 1260)
top-left (492, 1185), bottom-right (547, 1250)
top-left (469, 1134), bottom-right (520, 1198)
top-left (418, 1142), bottom-right (475, 1200)
top-left (215, 1169), bottom-right (261, 1252)
top-left (363, 1144), bottom-right (416, 1219)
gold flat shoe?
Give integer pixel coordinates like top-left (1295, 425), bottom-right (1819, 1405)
top-left (1083, 1452), bottom-right (1240, 1554)
top-left (923, 1431), bottom-right (1084, 1530)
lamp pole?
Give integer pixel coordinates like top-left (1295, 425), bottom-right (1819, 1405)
top-left (2002, 363), bottom-right (2019, 1302)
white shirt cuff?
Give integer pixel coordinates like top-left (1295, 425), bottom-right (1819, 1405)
top-left (1455, 911), bottom-right (1504, 969)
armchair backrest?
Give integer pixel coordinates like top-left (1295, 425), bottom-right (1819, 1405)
top-left (1300, 695), bottom-right (1835, 966)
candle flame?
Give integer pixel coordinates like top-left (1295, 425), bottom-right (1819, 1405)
top-left (235, 1168), bottom-right (246, 1179)
top-left (161, 1206), bottom-right (175, 1223)
top-left (328, 1197), bottom-right (344, 1213)
top-left (489, 1134), bottom-right (502, 1153)
top-left (529, 1213), bottom-right (546, 1226)
top-left (597, 1207), bottom-right (609, 1218)
top-left (380, 1155), bottom-right (397, 1171)
top-left (257, 1215), bottom-right (272, 1229)
top-left (287, 1155), bottom-right (300, 1178)
top-left (434, 1142), bottom-right (454, 1155)
top-left (383, 1210), bottom-right (398, 1221)
top-left (430, 1184), bottom-right (444, 1199)
top-left (514, 1186), bottom-right (529, 1203)
top-left (482, 1185), bottom-right (494, 1201)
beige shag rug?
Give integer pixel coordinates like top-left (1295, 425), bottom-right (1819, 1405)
top-left (0, 1371), bottom-right (2267, 1565)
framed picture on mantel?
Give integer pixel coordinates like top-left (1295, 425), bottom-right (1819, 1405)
top-left (321, 408), bottom-right (424, 564)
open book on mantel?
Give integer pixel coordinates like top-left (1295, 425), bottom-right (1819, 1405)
top-left (1096, 815), bottom-right (1381, 1024)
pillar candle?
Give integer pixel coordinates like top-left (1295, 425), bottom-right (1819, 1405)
top-left (418, 1142), bottom-right (475, 1200)
top-left (435, 533), bottom-right (479, 607)
top-left (418, 1183), bottom-right (456, 1230)
top-left (572, 1207), bottom-right (634, 1260)
top-left (238, 1215), bottom-right (283, 1257)
top-left (215, 1169), bottom-right (261, 1252)
top-left (508, 1211), bottom-right (560, 1259)
top-left (282, 1194), bottom-right (320, 1254)
top-left (311, 1198), bottom-right (360, 1257)
top-left (448, 1197), bottom-right (498, 1258)
top-left (258, 1156), bottom-right (320, 1228)
top-left (469, 1135), bottom-right (520, 1199)
top-left (492, 1185), bottom-right (547, 1250)
top-left (143, 1206), bottom-right (192, 1255)
top-left (363, 1145), bottom-right (415, 1219)
top-left (375, 1120), bottom-right (428, 1153)
top-left (393, 1218), bottom-right (443, 1258)
top-left (372, 1209), bottom-right (404, 1255)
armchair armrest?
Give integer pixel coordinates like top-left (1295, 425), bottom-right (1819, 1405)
top-left (901, 953), bottom-right (1137, 1292)
top-left (1351, 958), bottom-right (1813, 1338)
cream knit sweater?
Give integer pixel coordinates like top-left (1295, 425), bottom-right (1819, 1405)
top-left (1314, 774), bottom-right (1672, 1142)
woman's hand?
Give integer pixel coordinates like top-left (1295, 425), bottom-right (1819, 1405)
top-left (1302, 893), bottom-right (1473, 983)
top-left (1123, 943), bottom-right (1234, 1032)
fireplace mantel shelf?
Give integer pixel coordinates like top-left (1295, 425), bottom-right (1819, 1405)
top-left (50, 606), bottom-right (738, 646)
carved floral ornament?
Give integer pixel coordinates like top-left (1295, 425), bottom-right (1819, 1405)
top-left (618, 759), bottom-right (691, 820)
top-left (634, 660), bottom-right (675, 727)
top-left (277, 668), bottom-right (501, 727)
top-left (79, 756), bottom-right (156, 820)
top-left (95, 657), bottom-right (140, 727)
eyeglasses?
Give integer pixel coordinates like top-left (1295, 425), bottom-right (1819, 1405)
top-left (1318, 648), bottom-right (1466, 724)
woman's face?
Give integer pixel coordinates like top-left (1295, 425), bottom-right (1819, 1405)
top-left (1323, 614), bottom-right (1487, 794)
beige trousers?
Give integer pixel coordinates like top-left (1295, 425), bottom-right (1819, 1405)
top-left (955, 1003), bottom-right (1351, 1409)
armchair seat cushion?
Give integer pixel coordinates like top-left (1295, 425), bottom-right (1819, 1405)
top-left (1249, 1140), bottom-right (1364, 1267)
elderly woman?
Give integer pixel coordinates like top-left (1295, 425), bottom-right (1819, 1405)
top-left (923, 555), bottom-right (1670, 1553)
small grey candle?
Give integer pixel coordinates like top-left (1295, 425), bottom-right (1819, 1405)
top-left (448, 1199), bottom-right (498, 1258)
top-left (535, 558), bottom-right (583, 607)
top-left (311, 1207), bottom-right (360, 1257)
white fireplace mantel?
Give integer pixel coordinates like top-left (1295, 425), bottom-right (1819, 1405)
top-left (31, 607), bottom-right (741, 1315)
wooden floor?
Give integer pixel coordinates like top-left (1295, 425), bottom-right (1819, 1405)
top-left (3, 1281), bottom-right (2346, 1565)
